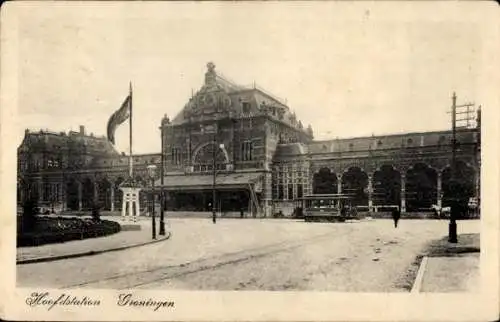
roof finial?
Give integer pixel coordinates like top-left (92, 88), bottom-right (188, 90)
top-left (207, 62), bottom-right (216, 73)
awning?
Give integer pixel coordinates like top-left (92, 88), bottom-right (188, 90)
top-left (152, 172), bottom-right (263, 192)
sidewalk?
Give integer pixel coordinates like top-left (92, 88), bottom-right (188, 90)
top-left (413, 233), bottom-right (480, 293)
top-left (17, 219), bottom-right (170, 264)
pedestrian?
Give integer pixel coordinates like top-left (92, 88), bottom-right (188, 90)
top-left (392, 207), bottom-right (401, 228)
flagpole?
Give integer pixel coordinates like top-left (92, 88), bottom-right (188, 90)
top-left (129, 82), bottom-right (133, 178)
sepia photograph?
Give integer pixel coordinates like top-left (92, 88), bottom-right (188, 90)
top-left (1, 1), bottom-right (499, 321)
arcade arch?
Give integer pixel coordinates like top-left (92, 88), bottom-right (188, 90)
top-left (441, 161), bottom-right (475, 211)
top-left (372, 165), bottom-right (401, 207)
top-left (405, 163), bottom-right (437, 211)
top-left (81, 178), bottom-right (94, 210)
top-left (312, 167), bottom-right (338, 194)
top-left (341, 166), bottom-right (368, 207)
top-left (97, 178), bottom-right (112, 211)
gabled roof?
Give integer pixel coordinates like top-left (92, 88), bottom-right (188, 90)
top-left (169, 63), bottom-right (311, 138)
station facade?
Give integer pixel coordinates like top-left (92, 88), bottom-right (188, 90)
top-left (17, 63), bottom-right (481, 217)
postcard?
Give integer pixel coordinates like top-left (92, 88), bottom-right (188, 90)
top-left (1, 1), bottom-right (499, 321)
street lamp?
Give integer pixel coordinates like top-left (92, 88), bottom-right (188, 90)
top-left (159, 124), bottom-right (166, 236)
top-left (449, 92), bottom-right (458, 243)
top-left (211, 135), bottom-right (225, 224)
top-left (147, 164), bottom-right (157, 240)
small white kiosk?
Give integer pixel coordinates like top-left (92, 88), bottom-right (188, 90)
top-left (119, 177), bottom-right (142, 230)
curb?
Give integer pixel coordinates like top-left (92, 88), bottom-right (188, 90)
top-left (17, 231), bottom-right (172, 265)
top-left (411, 256), bottom-right (428, 293)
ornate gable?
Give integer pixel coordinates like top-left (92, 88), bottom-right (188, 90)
top-left (177, 62), bottom-right (238, 122)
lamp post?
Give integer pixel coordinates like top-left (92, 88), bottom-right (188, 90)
top-left (211, 133), bottom-right (225, 224)
top-left (147, 164), bottom-right (157, 240)
top-left (449, 92), bottom-right (458, 243)
top-left (159, 124), bottom-right (166, 236)
top-left (212, 130), bottom-right (217, 224)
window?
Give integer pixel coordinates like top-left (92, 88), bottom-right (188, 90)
top-left (288, 184), bottom-right (294, 200)
top-left (377, 140), bottom-right (383, 147)
top-left (242, 102), bottom-right (251, 114)
top-left (241, 140), bottom-right (253, 161)
top-left (297, 184), bottom-right (303, 198)
top-left (407, 138), bottom-right (413, 145)
top-left (349, 143), bottom-right (354, 151)
top-left (278, 184), bottom-right (284, 200)
top-left (171, 148), bottom-right (182, 165)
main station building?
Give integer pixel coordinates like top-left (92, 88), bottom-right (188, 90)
top-left (17, 63), bottom-right (481, 217)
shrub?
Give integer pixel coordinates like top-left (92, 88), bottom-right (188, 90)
top-left (17, 217), bottom-right (121, 247)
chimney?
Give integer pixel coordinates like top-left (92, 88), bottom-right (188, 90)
top-left (79, 125), bottom-right (85, 135)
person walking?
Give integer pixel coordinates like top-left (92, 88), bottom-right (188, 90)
top-left (392, 207), bottom-right (401, 228)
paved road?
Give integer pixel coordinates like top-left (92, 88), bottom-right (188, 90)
top-left (17, 218), bottom-right (480, 292)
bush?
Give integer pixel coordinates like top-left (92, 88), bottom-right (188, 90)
top-left (17, 217), bottom-right (121, 247)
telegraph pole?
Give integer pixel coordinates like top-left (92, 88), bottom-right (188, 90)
top-left (448, 92), bottom-right (475, 243)
top-left (449, 92), bottom-right (458, 243)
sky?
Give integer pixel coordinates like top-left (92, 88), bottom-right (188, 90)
top-left (9, 2), bottom-right (490, 154)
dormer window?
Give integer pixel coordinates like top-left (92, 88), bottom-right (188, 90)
top-left (242, 102), bottom-right (251, 114)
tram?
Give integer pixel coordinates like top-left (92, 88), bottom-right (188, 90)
top-left (299, 194), bottom-right (360, 222)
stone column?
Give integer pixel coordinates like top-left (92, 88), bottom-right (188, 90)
top-left (61, 181), bottom-right (67, 211)
top-left (77, 181), bottom-right (83, 211)
top-left (262, 172), bottom-right (272, 218)
top-left (368, 174), bottom-right (373, 212)
top-left (135, 191), bottom-right (140, 222)
top-left (93, 181), bottom-right (98, 204)
top-left (437, 171), bottom-right (442, 208)
top-left (121, 190), bottom-right (127, 221)
top-left (400, 174), bottom-right (406, 213)
top-left (337, 174), bottom-right (342, 194)
top-left (110, 185), bottom-right (115, 212)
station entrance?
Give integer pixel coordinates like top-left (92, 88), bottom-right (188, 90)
top-left (154, 172), bottom-right (263, 216)
top-left (166, 190), bottom-right (250, 212)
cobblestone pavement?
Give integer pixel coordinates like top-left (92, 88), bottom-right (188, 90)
top-left (17, 218), bottom-right (480, 292)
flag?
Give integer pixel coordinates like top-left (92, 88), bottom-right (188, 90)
top-left (107, 94), bottom-right (131, 145)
